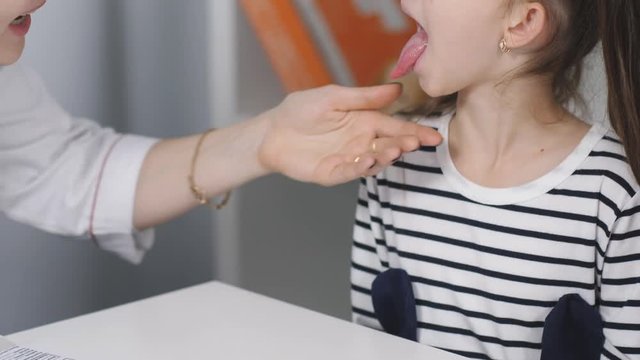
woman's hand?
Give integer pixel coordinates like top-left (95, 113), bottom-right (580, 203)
top-left (258, 84), bottom-right (442, 186)
top-left (134, 84), bottom-right (442, 229)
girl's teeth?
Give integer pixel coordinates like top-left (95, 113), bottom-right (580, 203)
top-left (11, 15), bottom-right (26, 25)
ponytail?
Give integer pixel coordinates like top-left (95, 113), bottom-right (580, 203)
top-left (598, 0), bottom-right (640, 182)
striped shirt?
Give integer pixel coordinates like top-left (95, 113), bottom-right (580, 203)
top-left (351, 113), bottom-right (640, 360)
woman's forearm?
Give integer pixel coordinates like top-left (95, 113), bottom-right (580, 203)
top-left (133, 114), bottom-right (270, 230)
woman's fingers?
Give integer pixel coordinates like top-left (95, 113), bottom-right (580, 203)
top-left (355, 111), bottom-right (442, 146)
top-left (318, 153), bottom-right (375, 186)
top-left (320, 136), bottom-right (421, 184)
top-left (363, 136), bottom-right (418, 176)
top-left (318, 133), bottom-right (431, 185)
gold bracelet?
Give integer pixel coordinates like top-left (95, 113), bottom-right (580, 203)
top-left (188, 128), bottom-right (231, 210)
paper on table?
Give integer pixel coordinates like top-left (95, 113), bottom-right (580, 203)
top-left (0, 337), bottom-right (74, 360)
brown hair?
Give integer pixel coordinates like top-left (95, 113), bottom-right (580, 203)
top-left (403, 0), bottom-right (640, 181)
top-left (598, 0), bottom-right (640, 181)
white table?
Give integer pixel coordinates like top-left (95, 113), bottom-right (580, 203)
top-left (7, 282), bottom-right (464, 359)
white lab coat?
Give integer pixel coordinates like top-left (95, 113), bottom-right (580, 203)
top-left (0, 63), bottom-right (159, 264)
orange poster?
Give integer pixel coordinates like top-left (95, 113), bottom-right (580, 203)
top-left (240, 0), bottom-right (415, 92)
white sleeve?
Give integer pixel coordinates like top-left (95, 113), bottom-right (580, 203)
top-left (0, 63), bottom-right (159, 264)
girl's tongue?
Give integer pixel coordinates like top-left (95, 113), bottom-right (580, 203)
top-left (390, 26), bottom-right (428, 79)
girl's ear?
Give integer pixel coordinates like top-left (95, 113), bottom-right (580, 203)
top-left (503, 2), bottom-right (550, 52)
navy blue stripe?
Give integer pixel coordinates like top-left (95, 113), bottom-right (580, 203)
top-left (620, 205), bottom-right (640, 218)
top-left (370, 193), bottom-right (595, 248)
top-left (390, 203), bottom-right (595, 247)
top-left (548, 189), bottom-right (622, 217)
top-left (619, 346), bottom-right (640, 355)
top-left (415, 299), bottom-right (545, 328)
top-left (351, 261), bottom-right (558, 307)
top-left (365, 169), bottom-right (623, 225)
top-left (409, 274), bottom-right (558, 308)
top-left (573, 169), bottom-right (636, 197)
top-left (604, 322), bottom-right (640, 331)
top-left (610, 229), bottom-right (640, 241)
top-left (436, 347), bottom-right (492, 360)
top-left (351, 284), bottom-right (372, 295)
top-left (603, 135), bottom-right (623, 145)
top-left (352, 261), bottom-right (380, 276)
top-left (353, 219), bottom-right (399, 254)
top-left (419, 146), bottom-right (437, 153)
top-left (379, 179), bottom-right (608, 232)
top-left (418, 322), bottom-right (541, 349)
top-left (354, 218), bottom-right (368, 229)
top-left (400, 250), bottom-right (595, 290)
top-left (378, 179), bottom-right (612, 240)
top-left (376, 163), bottom-right (627, 223)
top-left (590, 151), bottom-right (628, 162)
top-left (351, 305), bottom-right (376, 319)
top-left (361, 192), bottom-right (607, 257)
top-left (605, 252), bottom-right (640, 264)
top-left (603, 348), bottom-right (623, 359)
top-left (369, 188), bottom-right (592, 248)
top-left (357, 216), bottom-right (596, 269)
top-left (352, 238), bottom-right (376, 253)
top-left (393, 221), bottom-right (594, 269)
top-left (376, 178), bottom-right (466, 200)
top-left (601, 276), bottom-right (640, 286)
top-left (392, 161), bottom-right (443, 174)
top-left (600, 299), bottom-right (640, 308)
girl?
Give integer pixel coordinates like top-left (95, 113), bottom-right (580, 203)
top-left (352, 0), bottom-right (639, 359)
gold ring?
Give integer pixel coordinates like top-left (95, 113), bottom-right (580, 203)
top-left (371, 140), bottom-right (378, 153)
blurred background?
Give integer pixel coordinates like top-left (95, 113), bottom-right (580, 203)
top-left (0, 0), bottom-right (608, 335)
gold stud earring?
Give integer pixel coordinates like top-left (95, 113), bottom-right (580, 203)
top-left (499, 38), bottom-right (512, 54)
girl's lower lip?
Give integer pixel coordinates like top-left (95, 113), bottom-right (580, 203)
top-left (9, 15), bottom-right (32, 37)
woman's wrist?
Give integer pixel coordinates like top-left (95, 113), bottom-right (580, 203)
top-left (199, 114), bottom-right (273, 192)
top-left (241, 112), bottom-right (274, 179)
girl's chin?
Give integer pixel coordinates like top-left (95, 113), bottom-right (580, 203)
top-left (416, 75), bottom-right (458, 98)
top-left (417, 77), bottom-right (442, 97)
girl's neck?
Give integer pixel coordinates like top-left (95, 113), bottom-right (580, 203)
top-left (447, 76), bottom-right (590, 188)
top-left (453, 76), bottom-right (570, 155)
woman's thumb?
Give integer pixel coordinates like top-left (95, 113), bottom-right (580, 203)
top-left (331, 83), bottom-right (403, 111)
